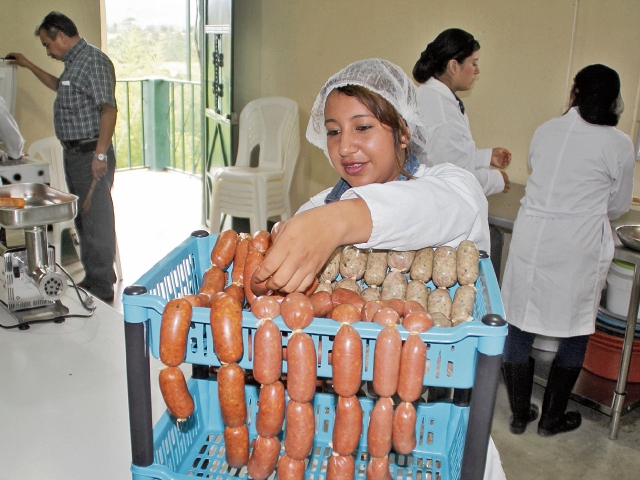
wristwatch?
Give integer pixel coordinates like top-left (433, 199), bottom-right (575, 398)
top-left (93, 152), bottom-right (107, 162)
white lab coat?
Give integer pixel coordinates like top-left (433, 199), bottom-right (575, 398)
top-left (0, 95), bottom-right (24, 160)
top-left (502, 108), bottom-right (635, 337)
top-left (298, 162), bottom-right (506, 480)
top-left (297, 163), bottom-right (490, 253)
top-left (416, 78), bottom-right (505, 196)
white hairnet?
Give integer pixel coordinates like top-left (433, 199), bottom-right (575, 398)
top-left (306, 58), bottom-right (427, 161)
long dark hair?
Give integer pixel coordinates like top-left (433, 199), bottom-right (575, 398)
top-left (570, 64), bottom-right (621, 126)
top-left (413, 28), bottom-right (480, 84)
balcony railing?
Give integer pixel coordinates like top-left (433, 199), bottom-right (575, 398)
top-left (114, 77), bottom-right (201, 176)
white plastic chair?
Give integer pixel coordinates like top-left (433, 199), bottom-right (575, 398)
top-left (27, 137), bottom-right (123, 281)
top-left (208, 97), bottom-right (300, 233)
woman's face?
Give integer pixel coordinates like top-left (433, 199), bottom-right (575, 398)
top-left (324, 91), bottom-right (403, 187)
top-left (451, 50), bottom-right (480, 92)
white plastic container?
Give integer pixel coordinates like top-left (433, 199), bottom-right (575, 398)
top-left (606, 259), bottom-right (640, 320)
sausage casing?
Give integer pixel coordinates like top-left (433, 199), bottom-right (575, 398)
top-left (397, 334), bottom-right (427, 403)
top-left (198, 266), bottom-right (225, 298)
top-left (361, 301), bottom-right (383, 323)
top-left (431, 312), bottom-right (452, 328)
top-left (217, 363), bottom-right (247, 428)
top-left (333, 278), bottom-right (361, 294)
top-left (210, 293), bottom-right (244, 364)
top-left (402, 311), bottom-right (433, 334)
top-left (427, 287), bottom-right (452, 319)
top-left (315, 281), bottom-right (333, 294)
top-left (327, 454), bottom-right (355, 480)
top-left (332, 395), bottom-right (363, 455)
top-left (247, 435), bottom-right (280, 480)
top-left (366, 456), bottom-right (392, 480)
top-left (181, 294), bottom-right (206, 308)
top-left (372, 307), bottom-right (399, 327)
top-left (409, 247), bottom-right (434, 283)
top-left (284, 400), bottom-right (315, 460)
top-left (392, 402), bottom-right (417, 455)
top-left (223, 424), bottom-right (249, 468)
top-left (276, 453), bottom-right (306, 480)
top-left (456, 240), bottom-right (479, 286)
top-left (403, 300), bottom-right (426, 317)
top-left (309, 291), bottom-right (333, 318)
top-left (329, 303), bottom-right (361, 325)
top-left (250, 230), bottom-right (271, 252)
top-left (256, 380), bottom-right (285, 438)
top-left (361, 286), bottom-right (381, 302)
top-left (332, 324), bottom-right (363, 397)
top-left (223, 283), bottom-right (245, 307)
top-left (159, 298), bottom-right (193, 367)
top-left (250, 295), bottom-right (281, 320)
top-left (372, 326), bottom-right (402, 397)
top-left (159, 366), bottom-right (194, 420)
top-left (451, 284), bottom-right (476, 325)
top-left (253, 319), bottom-right (283, 385)
top-left (367, 396), bottom-right (394, 458)
top-left (364, 250), bottom-right (388, 287)
top-left (331, 288), bottom-right (365, 311)
top-left (387, 250), bottom-right (415, 273)
top-left (380, 271), bottom-right (407, 301)
top-left (231, 234), bottom-right (251, 286)
top-left (211, 229), bottom-right (238, 270)
top-left (432, 246), bottom-right (457, 288)
top-left (286, 332), bottom-right (317, 403)
top-left (318, 248), bottom-right (342, 283)
top-left (405, 280), bottom-right (429, 311)
top-left (339, 246), bottom-right (367, 280)
top-left (281, 293), bottom-right (315, 331)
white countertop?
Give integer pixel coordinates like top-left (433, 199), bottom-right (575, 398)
top-left (0, 293), bottom-right (132, 479)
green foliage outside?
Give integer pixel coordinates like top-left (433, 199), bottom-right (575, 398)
top-left (107, 18), bottom-right (202, 173)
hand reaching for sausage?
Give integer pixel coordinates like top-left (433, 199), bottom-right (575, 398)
top-left (252, 199), bottom-right (373, 294)
top-left (490, 147), bottom-right (512, 168)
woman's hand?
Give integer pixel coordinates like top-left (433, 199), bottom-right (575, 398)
top-left (500, 170), bottom-right (510, 193)
top-left (252, 199), bottom-right (372, 293)
top-left (491, 148), bottom-right (512, 168)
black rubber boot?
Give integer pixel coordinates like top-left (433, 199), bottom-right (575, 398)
top-left (502, 358), bottom-right (539, 434)
top-left (537, 363), bottom-right (582, 437)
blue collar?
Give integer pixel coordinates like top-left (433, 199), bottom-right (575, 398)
top-left (325, 154), bottom-right (420, 204)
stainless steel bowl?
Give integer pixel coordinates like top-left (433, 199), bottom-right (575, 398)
top-left (616, 225), bottom-right (640, 252)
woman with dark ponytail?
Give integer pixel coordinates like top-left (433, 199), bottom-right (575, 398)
top-left (501, 64), bottom-right (634, 438)
top-left (413, 28), bottom-right (511, 196)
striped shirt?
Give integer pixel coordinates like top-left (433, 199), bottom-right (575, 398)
top-left (54, 38), bottom-right (116, 141)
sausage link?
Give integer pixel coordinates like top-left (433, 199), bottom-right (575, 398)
top-left (329, 303), bottom-right (361, 325)
top-left (333, 277), bottom-right (361, 294)
top-left (332, 324), bottom-right (363, 397)
top-left (403, 300), bottom-right (426, 317)
top-left (392, 402), bottom-right (417, 455)
top-left (250, 230), bottom-right (271, 252)
top-left (159, 366), bottom-right (194, 420)
top-left (211, 229), bottom-right (238, 270)
top-left (339, 246), bottom-right (367, 280)
top-left (285, 332), bottom-right (317, 403)
top-left (284, 400), bottom-right (315, 460)
top-left (256, 380), bottom-right (286, 437)
top-left (181, 294), bottom-right (206, 308)
top-left (198, 266), bottom-right (225, 298)
top-left (327, 454), bottom-right (355, 480)
top-left (276, 453), bottom-right (306, 480)
top-left (427, 287), bottom-right (452, 319)
top-left (361, 286), bottom-right (381, 302)
top-left (432, 246), bottom-right (457, 288)
top-left (315, 281), bottom-right (333, 294)
top-left (159, 298), bottom-right (193, 367)
top-left (405, 280), bottom-right (429, 311)
top-left (331, 288), bottom-right (365, 311)
top-left (243, 249), bottom-right (264, 305)
top-left (332, 395), bottom-right (363, 455)
top-left (318, 248), bottom-right (342, 283)
top-left (223, 283), bottom-right (245, 307)
top-left (210, 293), bottom-right (244, 364)
top-left (253, 319), bottom-right (282, 385)
top-left (372, 326), bottom-right (402, 397)
top-left (250, 295), bottom-right (281, 320)
top-left (372, 307), bottom-right (399, 327)
top-left (217, 363), bottom-right (247, 428)
top-left (387, 250), bottom-right (415, 273)
top-left (231, 234), bottom-right (251, 286)
top-left (281, 293), bottom-right (315, 331)
top-left (431, 312), bottom-right (452, 328)
top-left (402, 311), bottom-right (433, 334)
top-left (397, 334), bottom-right (427, 403)
top-left (364, 250), bottom-right (388, 287)
top-left (366, 456), bottom-right (392, 480)
top-left (223, 424), bottom-right (249, 468)
top-left (247, 435), bottom-right (280, 480)
top-left (367, 396), bottom-right (394, 458)
top-left (309, 290), bottom-right (333, 318)
top-left (451, 285), bottom-right (476, 325)
top-left (383, 299), bottom-right (405, 317)
top-left (456, 240), bottom-right (479, 285)
top-left (409, 247), bottom-right (434, 283)
top-left (380, 271), bottom-right (407, 301)
top-left (361, 301), bottom-right (383, 323)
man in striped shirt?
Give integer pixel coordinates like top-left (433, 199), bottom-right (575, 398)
top-left (8, 11), bottom-right (117, 302)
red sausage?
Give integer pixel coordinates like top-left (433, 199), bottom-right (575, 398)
top-left (217, 363), bottom-right (247, 428)
top-left (231, 234), bottom-right (251, 286)
top-left (223, 283), bottom-right (245, 307)
top-left (403, 300), bottom-right (426, 317)
top-left (366, 456), bottom-right (392, 480)
top-left (284, 400), bottom-right (315, 460)
top-left (327, 454), bottom-right (355, 480)
top-left (332, 324), bottom-right (363, 397)
top-left (286, 332), bottom-right (317, 403)
top-left (198, 266), bottom-right (225, 298)
top-left (367, 396), bottom-right (394, 458)
top-left (372, 307), bottom-right (400, 327)
top-left (181, 294), bottom-right (206, 308)
top-left (246, 435), bottom-right (280, 480)
top-left (309, 291), bottom-right (333, 318)
top-left (332, 395), bottom-right (363, 456)
top-left (372, 326), bottom-right (402, 397)
top-left (329, 303), bottom-right (361, 325)
top-left (392, 402), bottom-right (417, 455)
top-left (383, 299), bottom-right (405, 317)
top-left (243, 249), bottom-right (264, 305)
top-left (211, 229), bottom-right (238, 270)
top-left (253, 319), bottom-right (283, 385)
top-left (223, 424), bottom-right (249, 468)
top-left (331, 288), bottom-right (365, 311)
top-left (397, 333), bottom-right (427, 403)
top-left (281, 293), bottom-right (315, 331)
top-left (251, 295), bottom-right (282, 320)
top-left (159, 366), bottom-right (194, 420)
top-left (402, 311), bottom-right (434, 334)
top-left (250, 230), bottom-right (271, 252)
top-left (159, 298), bottom-right (193, 367)
top-left (276, 453), bottom-right (306, 480)
top-left (210, 293), bottom-right (244, 364)
top-left (256, 380), bottom-right (286, 438)
top-left (361, 301), bottom-right (383, 322)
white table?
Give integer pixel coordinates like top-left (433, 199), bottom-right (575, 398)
top-left (0, 293), bottom-right (133, 480)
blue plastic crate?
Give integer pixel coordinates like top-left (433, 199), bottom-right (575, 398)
top-left (124, 232), bottom-right (507, 480)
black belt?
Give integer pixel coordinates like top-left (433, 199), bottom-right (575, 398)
top-left (60, 138), bottom-right (100, 153)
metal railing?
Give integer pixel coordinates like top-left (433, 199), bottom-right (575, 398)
top-left (114, 77), bottom-right (201, 175)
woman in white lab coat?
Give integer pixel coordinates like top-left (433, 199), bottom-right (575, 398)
top-left (501, 64), bottom-right (635, 437)
top-left (412, 28), bottom-right (511, 196)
